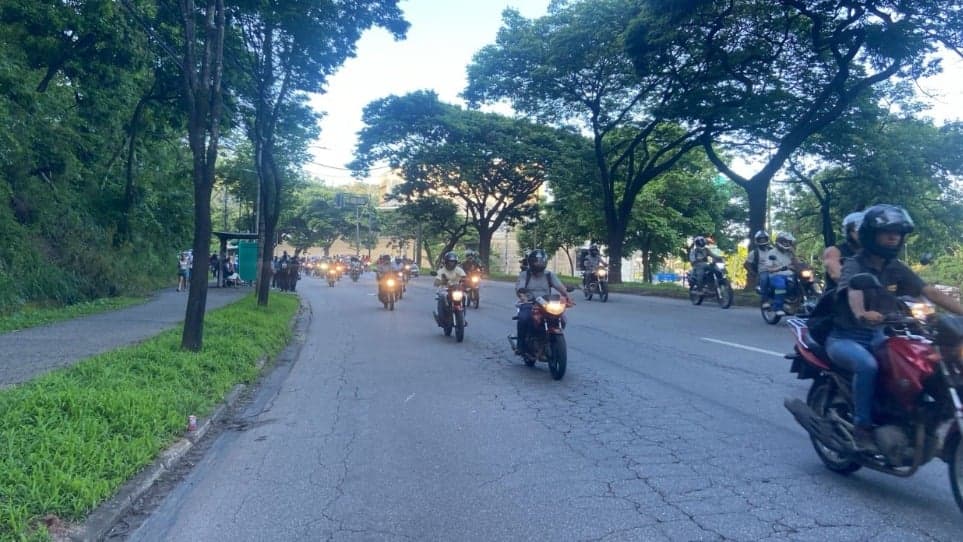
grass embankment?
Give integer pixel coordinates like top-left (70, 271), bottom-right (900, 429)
top-left (0, 297), bottom-right (147, 334)
top-left (0, 293), bottom-right (299, 541)
top-left (486, 271), bottom-right (758, 306)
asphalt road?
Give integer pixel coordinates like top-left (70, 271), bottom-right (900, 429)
top-left (126, 274), bottom-right (963, 541)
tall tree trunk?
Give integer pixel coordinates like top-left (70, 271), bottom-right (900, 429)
top-left (477, 227), bottom-right (494, 273)
top-left (820, 196), bottom-right (835, 248)
top-left (180, 0), bottom-right (226, 352)
top-left (641, 250), bottom-right (650, 284)
top-left (120, 92), bottom-right (150, 244)
top-left (423, 240), bottom-right (434, 270)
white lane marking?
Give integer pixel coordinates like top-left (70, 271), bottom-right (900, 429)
top-left (404, 393), bottom-right (416, 403)
top-left (701, 337), bottom-right (785, 358)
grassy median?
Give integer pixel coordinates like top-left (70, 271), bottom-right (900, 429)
top-left (0, 293), bottom-right (299, 541)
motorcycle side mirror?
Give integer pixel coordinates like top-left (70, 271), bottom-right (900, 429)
top-left (429, 271), bottom-right (438, 276)
top-left (920, 253), bottom-right (934, 266)
top-left (848, 273), bottom-right (883, 291)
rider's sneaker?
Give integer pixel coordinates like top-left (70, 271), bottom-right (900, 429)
top-left (775, 310), bottom-right (786, 317)
top-left (853, 426), bottom-right (878, 452)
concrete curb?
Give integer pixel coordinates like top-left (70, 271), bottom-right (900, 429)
top-left (69, 298), bottom-right (311, 542)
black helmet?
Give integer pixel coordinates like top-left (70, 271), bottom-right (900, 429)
top-left (694, 236), bottom-right (706, 248)
top-left (589, 244), bottom-right (599, 256)
top-left (753, 230), bottom-right (770, 248)
top-left (842, 211), bottom-right (864, 236)
top-left (775, 232), bottom-right (795, 251)
top-left (443, 251), bottom-right (459, 270)
top-left (859, 204), bottom-right (914, 259)
top-left (527, 249), bottom-right (547, 273)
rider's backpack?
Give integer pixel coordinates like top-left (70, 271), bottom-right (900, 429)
top-left (805, 289), bottom-right (837, 345)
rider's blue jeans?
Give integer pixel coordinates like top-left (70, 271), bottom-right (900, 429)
top-left (825, 328), bottom-right (885, 428)
top-left (770, 273), bottom-right (788, 310)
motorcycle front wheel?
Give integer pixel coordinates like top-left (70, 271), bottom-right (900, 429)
top-left (947, 432), bottom-right (963, 514)
top-left (548, 334), bottom-right (567, 380)
top-left (600, 282), bottom-right (608, 303)
top-left (455, 310), bottom-right (465, 343)
top-left (584, 287), bottom-right (593, 301)
top-left (716, 281), bottom-right (733, 309)
top-left (807, 380), bottom-right (861, 474)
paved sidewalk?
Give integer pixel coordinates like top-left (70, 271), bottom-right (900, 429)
top-left (0, 286), bottom-right (250, 388)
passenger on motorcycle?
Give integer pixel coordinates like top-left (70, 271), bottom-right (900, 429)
top-left (827, 204), bottom-right (963, 450)
top-left (822, 211), bottom-right (863, 292)
top-left (689, 236), bottom-right (725, 290)
top-left (462, 251), bottom-right (483, 276)
top-left (515, 249), bottom-right (572, 354)
top-left (763, 232), bottom-right (799, 316)
top-left (581, 245), bottom-right (607, 288)
top-left (435, 252), bottom-right (467, 318)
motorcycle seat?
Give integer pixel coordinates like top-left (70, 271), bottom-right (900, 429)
top-left (802, 334), bottom-right (827, 360)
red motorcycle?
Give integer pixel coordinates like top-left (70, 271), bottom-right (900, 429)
top-left (784, 273), bottom-right (963, 513)
top-left (509, 290), bottom-right (573, 380)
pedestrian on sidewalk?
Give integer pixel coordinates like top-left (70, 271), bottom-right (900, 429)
top-left (177, 254), bottom-right (189, 292)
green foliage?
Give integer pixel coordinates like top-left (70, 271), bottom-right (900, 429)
top-left (0, 293), bottom-right (297, 540)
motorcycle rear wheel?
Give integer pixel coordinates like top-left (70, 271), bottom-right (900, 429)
top-left (548, 334), bottom-right (567, 380)
top-left (689, 287), bottom-right (704, 306)
top-left (947, 432), bottom-right (963, 514)
top-left (584, 288), bottom-right (593, 301)
top-left (761, 302), bottom-right (781, 324)
top-left (717, 281), bottom-right (733, 309)
top-left (455, 311), bottom-right (465, 343)
top-left (807, 380), bottom-right (861, 474)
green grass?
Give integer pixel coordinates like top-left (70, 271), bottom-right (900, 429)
top-left (0, 293), bottom-right (299, 541)
top-left (0, 297), bottom-right (147, 334)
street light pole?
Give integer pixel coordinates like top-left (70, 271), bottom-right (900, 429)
top-left (355, 205), bottom-right (361, 257)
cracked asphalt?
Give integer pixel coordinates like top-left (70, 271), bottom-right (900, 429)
top-left (125, 274), bottom-right (963, 541)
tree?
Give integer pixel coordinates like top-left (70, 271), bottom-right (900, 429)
top-left (463, 1), bottom-right (704, 282)
top-left (625, 0), bottom-right (963, 243)
top-left (352, 91), bottom-right (575, 269)
top-left (395, 196), bottom-right (472, 267)
top-left (230, 0), bottom-right (408, 306)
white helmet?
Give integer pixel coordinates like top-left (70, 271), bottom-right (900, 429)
top-left (775, 231), bottom-right (795, 251)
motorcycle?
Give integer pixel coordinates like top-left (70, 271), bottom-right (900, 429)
top-left (326, 267), bottom-right (337, 287)
top-left (349, 266), bottom-right (361, 282)
top-left (433, 279), bottom-right (467, 342)
top-left (465, 272), bottom-right (482, 309)
top-left (761, 262), bottom-right (820, 324)
top-left (377, 274), bottom-right (399, 311)
top-left (396, 271), bottom-right (407, 299)
top-left (784, 273), bottom-right (963, 513)
top-left (508, 288), bottom-right (573, 380)
top-left (582, 265), bottom-right (609, 302)
top-left (688, 257), bottom-right (733, 309)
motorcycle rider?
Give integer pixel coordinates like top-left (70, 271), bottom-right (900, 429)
top-left (375, 254), bottom-right (396, 296)
top-left (462, 251), bottom-right (483, 276)
top-left (744, 230), bottom-right (773, 299)
top-left (434, 251), bottom-right (467, 324)
top-left (827, 204), bottom-right (963, 450)
top-left (688, 236), bottom-right (711, 290)
top-left (764, 232), bottom-right (800, 316)
top-left (822, 211), bottom-right (864, 292)
top-left (515, 249), bottom-right (573, 354)
top-left (581, 245), bottom-right (606, 288)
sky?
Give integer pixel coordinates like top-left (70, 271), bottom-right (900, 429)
top-left (305, 0), bottom-right (963, 185)
top-left (306, 0), bottom-right (550, 185)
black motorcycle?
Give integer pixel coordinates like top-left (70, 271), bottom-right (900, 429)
top-left (582, 265), bottom-right (609, 302)
top-left (760, 263), bottom-right (820, 324)
top-left (688, 257), bottom-right (733, 309)
top-left (509, 289), bottom-right (573, 380)
top-left (377, 273), bottom-right (399, 311)
top-left (433, 280), bottom-right (467, 342)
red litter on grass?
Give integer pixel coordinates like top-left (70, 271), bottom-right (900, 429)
top-left (188, 415), bottom-right (197, 431)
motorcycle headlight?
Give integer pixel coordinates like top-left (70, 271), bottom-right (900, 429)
top-left (715, 262), bottom-right (726, 271)
top-left (908, 301), bottom-right (935, 322)
top-left (405, 264), bottom-right (411, 270)
top-left (800, 269), bottom-right (813, 280)
top-left (471, 275), bottom-right (480, 283)
top-left (544, 301), bottom-right (565, 316)
top-left (597, 268), bottom-right (608, 277)
top-left (320, 263), bottom-right (329, 270)
top-left (451, 290), bottom-right (464, 302)
top-left (386, 278), bottom-right (395, 287)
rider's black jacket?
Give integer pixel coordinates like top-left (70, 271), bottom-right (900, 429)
top-left (833, 251), bottom-right (925, 330)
